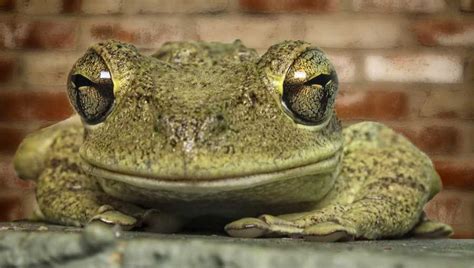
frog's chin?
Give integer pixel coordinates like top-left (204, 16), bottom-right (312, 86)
top-left (81, 151), bottom-right (342, 193)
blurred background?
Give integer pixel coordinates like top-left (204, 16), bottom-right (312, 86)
top-left (0, 0), bottom-right (473, 237)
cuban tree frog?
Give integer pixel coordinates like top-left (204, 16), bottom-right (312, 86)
top-left (14, 40), bottom-right (452, 241)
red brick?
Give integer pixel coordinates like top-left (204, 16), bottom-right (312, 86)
top-left (0, 19), bottom-right (77, 49)
top-left (417, 126), bottom-right (459, 154)
top-left (393, 124), bottom-right (461, 155)
top-left (23, 20), bottom-right (77, 50)
top-left (0, 0), bottom-right (15, 11)
top-left (82, 18), bottom-right (185, 49)
top-left (0, 91), bottom-right (73, 122)
top-left (365, 54), bottom-right (463, 83)
top-left (303, 16), bottom-right (403, 49)
top-left (413, 19), bottom-right (474, 47)
top-left (419, 89), bottom-right (474, 119)
top-left (433, 158), bottom-right (474, 190)
top-left (425, 189), bottom-right (474, 238)
top-left (0, 19), bottom-right (18, 49)
top-left (239, 0), bottom-right (338, 12)
top-left (336, 90), bottom-right (408, 120)
top-left (0, 123), bottom-right (49, 154)
top-left (23, 52), bottom-right (79, 87)
top-left (326, 53), bottom-right (357, 83)
top-left (353, 0), bottom-right (446, 13)
top-left (81, 0), bottom-right (122, 14)
top-left (90, 24), bottom-right (135, 43)
top-left (195, 15), bottom-right (302, 49)
top-left (0, 191), bottom-right (36, 221)
top-left (0, 156), bottom-right (35, 189)
top-left (468, 126), bottom-right (474, 154)
top-left (0, 126), bottom-right (27, 153)
top-left (0, 56), bottom-right (15, 83)
top-left (467, 55), bottom-right (474, 82)
top-left (122, 0), bottom-right (227, 14)
top-left (0, 156), bottom-right (18, 189)
top-left (62, 0), bottom-right (82, 13)
top-left (0, 195), bottom-right (23, 221)
top-left (461, 0), bottom-right (474, 12)
top-left (16, 0), bottom-right (61, 14)
top-left (391, 125), bottom-right (419, 144)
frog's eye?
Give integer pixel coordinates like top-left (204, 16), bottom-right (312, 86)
top-left (281, 49), bottom-right (338, 125)
top-left (67, 62), bottom-right (114, 125)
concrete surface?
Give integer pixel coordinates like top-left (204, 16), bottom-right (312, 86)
top-left (0, 222), bottom-right (473, 268)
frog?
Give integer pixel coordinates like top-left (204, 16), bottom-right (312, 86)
top-left (14, 40), bottom-right (452, 241)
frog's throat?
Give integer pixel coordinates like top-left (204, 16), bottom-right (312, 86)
top-left (81, 151), bottom-right (342, 193)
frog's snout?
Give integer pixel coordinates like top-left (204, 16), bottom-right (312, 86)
top-left (153, 112), bottom-right (229, 147)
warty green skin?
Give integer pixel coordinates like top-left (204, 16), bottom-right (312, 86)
top-left (14, 40), bottom-right (452, 241)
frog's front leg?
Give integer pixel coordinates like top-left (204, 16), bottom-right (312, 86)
top-left (36, 162), bottom-right (140, 229)
top-left (16, 118), bottom-right (179, 232)
top-left (225, 122), bottom-right (453, 241)
top-left (37, 162), bottom-right (182, 232)
top-left (23, 122), bottom-right (141, 229)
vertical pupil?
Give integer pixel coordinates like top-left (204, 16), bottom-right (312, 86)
top-left (305, 73), bottom-right (332, 87)
top-left (71, 74), bottom-right (94, 88)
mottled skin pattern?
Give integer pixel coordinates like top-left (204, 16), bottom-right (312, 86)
top-left (14, 40), bottom-right (452, 241)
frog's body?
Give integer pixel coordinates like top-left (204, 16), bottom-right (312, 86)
top-left (14, 40), bottom-right (452, 241)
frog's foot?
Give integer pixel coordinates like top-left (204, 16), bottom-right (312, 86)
top-left (89, 205), bottom-right (183, 233)
top-left (302, 222), bottom-right (356, 242)
top-left (224, 215), bottom-right (355, 242)
top-left (38, 184), bottom-right (182, 233)
top-left (225, 193), bottom-right (432, 241)
top-left (411, 218), bottom-right (453, 238)
top-left (225, 215), bottom-right (302, 238)
top-left (88, 205), bottom-right (139, 231)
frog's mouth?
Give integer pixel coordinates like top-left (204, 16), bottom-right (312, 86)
top-left (81, 150), bottom-right (341, 193)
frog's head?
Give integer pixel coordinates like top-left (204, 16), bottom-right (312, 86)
top-left (67, 40), bottom-right (342, 190)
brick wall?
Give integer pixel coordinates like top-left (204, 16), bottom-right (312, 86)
top-left (0, 0), bottom-right (473, 237)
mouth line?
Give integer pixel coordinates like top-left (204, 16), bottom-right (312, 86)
top-left (81, 151), bottom-right (341, 193)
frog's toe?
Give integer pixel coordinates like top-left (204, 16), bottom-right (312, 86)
top-left (89, 206), bottom-right (138, 231)
top-left (412, 219), bottom-right (453, 238)
top-left (225, 215), bottom-right (304, 238)
top-left (225, 217), bottom-right (271, 238)
top-left (302, 222), bottom-right (356, 242)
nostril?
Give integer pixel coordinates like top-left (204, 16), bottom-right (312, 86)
top-left (153, 114), bottom-right (166, 134)
top-left (211, 114), bottom-right (228, 133)
top-left (154, 113), bottom-right (228, 144)
top-left (198, 114), bottom-right (228, 140)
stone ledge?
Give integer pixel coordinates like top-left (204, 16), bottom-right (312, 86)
top-left (1, 222), bottom-right (473, 268)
